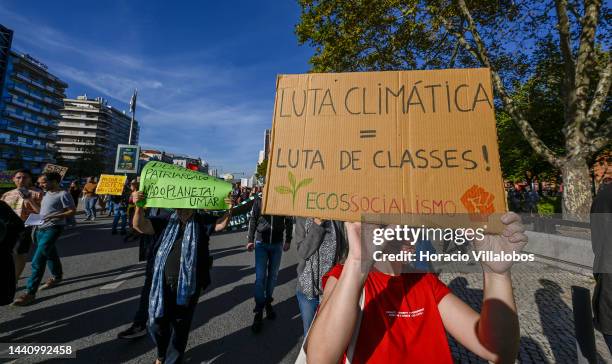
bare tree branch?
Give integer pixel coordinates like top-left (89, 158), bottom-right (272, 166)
top-left (439, 0), bottom-right (563, 167)
top-left (587, 116), bottom-right (612, 157)
top-left (448, 42), bottom-right (460, 68)
top-left (585, 60), bottom-right (612, 126)
top-left (573, 0), bottom-right (601, 121)
top-left (554, 0), bottom-right (577, 124)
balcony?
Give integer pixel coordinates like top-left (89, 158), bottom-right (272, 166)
top-left (58, 122), bottom-right (100, 130)
top-left (4, 95), bottom-right (57, 117)
top-left (61, 113), bottom-right (99, 121)
top-left (3, 110), bottom-right (54, 128)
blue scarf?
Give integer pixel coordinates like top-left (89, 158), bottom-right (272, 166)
top-left (148, 212), bottom-right (200, 326)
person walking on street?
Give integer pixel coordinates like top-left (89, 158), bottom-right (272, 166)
top-left (111, 187), bottom-right (130, 235)
top-left (68, 181), bottom-right (81, 209)
top-left (294, 217), bottom-right (347, 336)
top-left (246, 193), bottom-right (293, 333)
top-left (131, 191), bottom-right (233, 364)
top-left (12, 172), bottom-right (76, 306)
top-left (1, 169), bottom-right (42, 282)
top-left (82, 177), bottom-right (98, 221)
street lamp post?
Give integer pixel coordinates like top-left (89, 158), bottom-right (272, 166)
top-left (128, 89), bottom-right (138, 145)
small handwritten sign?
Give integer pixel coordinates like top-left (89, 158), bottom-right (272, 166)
top-left (96, 174), bottom-right (128, 196)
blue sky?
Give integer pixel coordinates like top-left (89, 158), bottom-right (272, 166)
top-left (0, 1), bottom-right (313, 175)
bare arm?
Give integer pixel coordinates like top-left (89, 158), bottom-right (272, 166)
top-left (441, 213), bottom-right (525, 363)
top-left (439, 272), bottom-right (518, 363)
top-left (305, 222), bottom-right (366, 364)
top-left (131, 191), bottom-right (155, 235)
top-left (214, 197), bottom-right (233, 232)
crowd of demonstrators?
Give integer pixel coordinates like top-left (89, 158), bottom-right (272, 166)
top-left (506, 182), bottom-right (542, 214)
top-left (231, 184), bottom-right (262, 205)
top-left (1, 170), bottom-right (43, 284)
top-left (246, 189), bottom-right (293, 333)
top-left (12, 172), bottom-right (76, 306)
top-left (0, 167), bottom-right (543, 362)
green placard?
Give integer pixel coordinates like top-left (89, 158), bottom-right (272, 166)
top-left (139, 161), bottom-right (232, 210)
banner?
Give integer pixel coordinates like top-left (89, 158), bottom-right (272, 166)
top-left (42, 164), bottom-right (68, 179)
top-left (0, 170), bottom-right (16, 188)
top-left (96, 174), bottom-right (128, 195)
top-left (263, 68), bottom-right (507, 231)
top-left (139, 161), bottom-right (232, 210)
top-left (115, 144), bottom-right (140, 174)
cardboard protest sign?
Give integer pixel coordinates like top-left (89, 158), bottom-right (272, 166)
top-left (0, 170), bottom-right (16, 188)
top-left (96, 174), bottom-right (128, 195)
top-left (42, 164), bottom-right (68, 179)
top-left (140, 161), bottom-right (232, 210)
top-left (263, 68), bottom-right (507, 231)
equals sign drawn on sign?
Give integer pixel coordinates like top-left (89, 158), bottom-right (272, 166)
top-left (360, 130), bottom-right (376, 138)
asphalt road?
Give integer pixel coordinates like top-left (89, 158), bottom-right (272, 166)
top-left (0, 216), bottom-right (303, 364)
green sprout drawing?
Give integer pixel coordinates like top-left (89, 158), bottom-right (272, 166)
top-left (274, 171), bottom-right (313, 208)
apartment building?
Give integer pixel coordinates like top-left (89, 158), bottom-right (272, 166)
top-left (0, 26), bottom-right (67, 173)
top-left (58, 95), bottom-right (139, 171)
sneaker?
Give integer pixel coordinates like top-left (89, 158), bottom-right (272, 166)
top-left (265, 302), bottom-right (276, 320)
top-left (251, 311), bottom-right (263, 333)
top-left (11, 293), bottom-right (35, 306)
top-left (111, 230), bottom-right (117, 235)
top-left (39, 277), bottom-right (62, 290)
top-left (120, 230), bottom-right (127, 236)
top-left (117, 324), bottom-right (147, 340)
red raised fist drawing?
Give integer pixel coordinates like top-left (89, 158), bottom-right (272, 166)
top-left (460, 185), bottom-right (495, 221)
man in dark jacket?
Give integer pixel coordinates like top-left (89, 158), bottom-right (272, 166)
top-left (592, 171), bottom-right (612, 354)
top-left (246, 194), bottom-right (293, 333)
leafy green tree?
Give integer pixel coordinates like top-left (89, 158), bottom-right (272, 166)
top-left (296, 0), bottom-right (611, 220)
top-left (256, 159), bottom-right (268, 179)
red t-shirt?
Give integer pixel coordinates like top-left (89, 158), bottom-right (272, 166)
top-left (322, 264), bottom-right (453, 364)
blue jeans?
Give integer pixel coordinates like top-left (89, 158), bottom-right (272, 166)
top-left (27, 226), bottom-right (64, 295)
top-left (296, 289), bottom-right (320, 336)
top-left (85, 196), bottom-right (98, 219)
top-left (254, 241), bottom-right (283, 312)
top-left (106, 200), bottom-right (115, 215)
top-left (112, 208), bottom-right (127, 232)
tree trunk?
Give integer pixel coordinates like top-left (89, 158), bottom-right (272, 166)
top-left (561, 158), bottom-right (593, 221)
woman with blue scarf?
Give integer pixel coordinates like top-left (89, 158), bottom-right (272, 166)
top-left (131, 191), bottom-right (233, 364)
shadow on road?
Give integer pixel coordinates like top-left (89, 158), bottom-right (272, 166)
top-left (186, 297), bottom-right (302, 363)
top-left (0, 286), bottom-right (142, 344)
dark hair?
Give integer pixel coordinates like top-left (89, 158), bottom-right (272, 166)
top-left (43, 172), bottom-right (62, 183)
top-left (13, 169), bottom-right (32, 178)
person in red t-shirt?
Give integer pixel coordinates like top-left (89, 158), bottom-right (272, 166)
top-left (305, 212), bottom-right (527, 364)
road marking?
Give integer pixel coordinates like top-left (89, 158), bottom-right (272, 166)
top-left (100, 270), bottom-right (143, 290)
